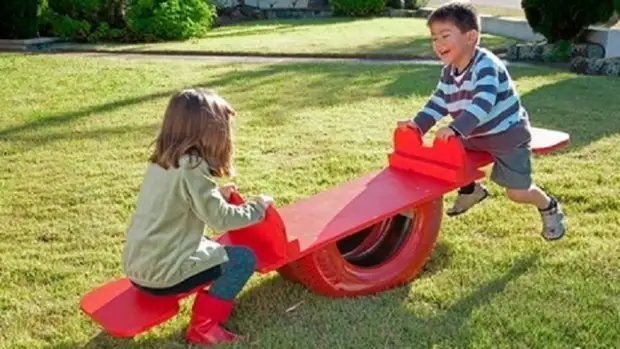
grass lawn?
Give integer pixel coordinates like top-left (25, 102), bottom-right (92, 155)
top-left (1, 53), bottom-right (620, 349)
top-left (84, 17), bottom-right (517, 58)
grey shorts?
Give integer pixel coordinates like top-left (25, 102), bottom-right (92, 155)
top-left (461, 139), bottom-right (533, 190)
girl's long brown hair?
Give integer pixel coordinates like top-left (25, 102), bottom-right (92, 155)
top-left (150, 88), bottom-right (235, 177)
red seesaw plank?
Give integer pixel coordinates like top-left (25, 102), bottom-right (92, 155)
top-left (222, 127), bottom-right (487, 273)
top-left (274, 167), bottom-right (480, 264)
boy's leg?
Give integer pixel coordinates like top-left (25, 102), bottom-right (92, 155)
top-left (446, 182), bottom-right (490, 216)
top-left (490, 145), bottom-right (566, 240)
top-left (446, 139), bottom-right (489, 217)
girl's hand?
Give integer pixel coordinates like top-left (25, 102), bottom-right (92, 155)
top-left (256, 194), bottom-right (274, 208)
top-left (219, 183), bottom-right (238, 200)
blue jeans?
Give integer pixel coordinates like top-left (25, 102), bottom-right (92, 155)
top-left (133, 246), bottom-right (256, 301)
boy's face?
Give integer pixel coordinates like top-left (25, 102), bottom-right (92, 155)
top-left (429, 20), bottom-right (478, 68)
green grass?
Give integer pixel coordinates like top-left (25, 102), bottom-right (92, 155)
top-left (84, 17), bottom-right (517, 58)
top-left (1, 53), bottom-right (620, 349)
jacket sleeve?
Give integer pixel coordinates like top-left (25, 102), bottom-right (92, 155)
top-left (411, 67), bottom-right (449, 134)
top-left (181, 163), bottom-right (266, 233)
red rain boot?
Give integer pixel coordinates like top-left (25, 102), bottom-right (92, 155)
top-left (185, 292), bottom-right (242, 346)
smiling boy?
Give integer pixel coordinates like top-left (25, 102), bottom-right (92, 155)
top-left (397, 1), bottom-right (565, 240)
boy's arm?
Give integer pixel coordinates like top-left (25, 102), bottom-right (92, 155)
top-left (181, 164), bottom-right (267, 233)
top-left (449, 62), bottom-right (499, 137)
top-left (410, 69), bottom-right (450, 134)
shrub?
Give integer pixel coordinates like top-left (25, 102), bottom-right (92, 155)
top-left (388, 0), bottom-right (404, 10)
top-left (331, 0), bottom-right (385, 17)
top-left (42, 12), bottom-right (92, 41)
top-left (39, 0), bottom-right (217, 42)
top-left (0, 0), bottom-right (46, 39)
top-left (46, 0), bottom-right (102, 23)
top-left (405, 0), bottom-right (428, 9)
top-left (40, 0), bottom-right (128, 42)
top-left (87, 22), bottom-right (128, 42)
top-left (125, 0), bottom-right (217, 41)
top-left (522, 0), bottom-right (616, 43)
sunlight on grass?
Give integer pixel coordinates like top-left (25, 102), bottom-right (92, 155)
top-left (87, 18), bottom-right (518, 58)
top-left (1, 53), bottom-right (619, 349)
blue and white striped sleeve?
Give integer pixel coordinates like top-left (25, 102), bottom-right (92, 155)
top-left (449, 60), bottom-right (499, 136)
top-left (411, 69), bottom-right (449, 134)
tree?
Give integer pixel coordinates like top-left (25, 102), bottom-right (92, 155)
top-left (522, 0), bottom-right (616, 43)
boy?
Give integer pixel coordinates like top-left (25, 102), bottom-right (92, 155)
top-left (397, 1), bottom-right (565, 240)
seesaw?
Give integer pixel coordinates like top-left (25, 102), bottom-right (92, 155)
top-left (80, 126), bottom-right (569, 338)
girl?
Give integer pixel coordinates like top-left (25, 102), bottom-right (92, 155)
top-left (121, 88), bottom-right (273, 346)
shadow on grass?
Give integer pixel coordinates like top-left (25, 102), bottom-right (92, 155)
top-left (234, 252), bottom-right (537, 348)
top-left (3, 60), bottom-right (618, 154)
top-left (202, 24), bottom-right (299, 39)
top-left (383, 62), bottom-right (560, 99)
top-left (91, 17), bottom-right (362, 50)
top-left (388, 64), bottom-right (620, 152)
top-left (52, 246), bottom-right (538, 348)
top-left (204, 18), bottom-right (360, 39)
top-left (2, 124), bottom-right (159, 154)
top-left (518, 74), bottom-right (620, 151)
top-left (354, 35), bottom-right (516, 58)
top-left (354, 36), bottom-right (437, 58)
top-left (197, 62), bottom-right (620, 155)
top-left (0, 63), bottom-right (441, 142)
top-left (228, 251), bottom-right (538, 348)
top-left (50, 240), bottom-right (453, 349)
top-left (0, 91), bottom-right (171, 140)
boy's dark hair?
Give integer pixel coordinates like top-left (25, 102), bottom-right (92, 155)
top-left (427, 1), bottom-right (480, 33)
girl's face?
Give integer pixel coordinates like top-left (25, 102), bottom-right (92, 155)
top-left (429, 21), bottom-right (478, 70)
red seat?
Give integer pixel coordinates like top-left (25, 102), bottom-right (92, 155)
top-left (80, 278), bottom-right (182, 338)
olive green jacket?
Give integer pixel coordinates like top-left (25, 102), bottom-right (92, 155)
top-left (122, 155), bottom-right (266, 289)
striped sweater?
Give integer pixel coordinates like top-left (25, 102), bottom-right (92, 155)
top-left (411, 47), bottom-right (531, 150)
